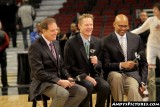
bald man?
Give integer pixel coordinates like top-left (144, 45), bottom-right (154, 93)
top-left (101, 14), bottom-right (148, 101)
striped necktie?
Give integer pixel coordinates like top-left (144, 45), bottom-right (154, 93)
top-left (49, 43), bottom-right (57, 60)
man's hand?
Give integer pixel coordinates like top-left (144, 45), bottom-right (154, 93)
top-left (57, 79), bottom-right (75, 88)
top-left (68, 77), bottom-right (75, 83)
top-left (85, 76), bottom-right (97, 86)
top-left (67, 77), bottom-right (76, 88)
top-left (90, 56), bottom-right (98, 65)
top-left (139, 84), bottom-right (146, 93)
top-left (121, 61), bottom-right (137, 70)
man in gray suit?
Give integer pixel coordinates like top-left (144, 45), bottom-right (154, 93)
top-left (28, 18), bottom-right (87, 107)
top-left (101, 14), bottom-right (148, 101)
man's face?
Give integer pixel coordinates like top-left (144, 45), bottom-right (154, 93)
top-left (113, 20), bottom-right (129, 36)
top-left (36, 23), bottom-right (41, 33)
top-left (78, 18), bottom-right (93, 37)
top-left (140, 12), bottom-right (148, 22)
top-left (43, 22), bottom-right (58, 41)
top-left (70, 24), bottom-right (77, 32)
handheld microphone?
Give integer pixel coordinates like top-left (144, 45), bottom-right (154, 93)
top-left (89, 41), bottom-right (101, 75)
top-left (90, 49), bottom-right (96, 56)
top-left (89, 42), bottom-right (96, 66)
top-left (124, 51), bottom-right (145, 71)
top-left (90, 42), bottom-right (95, 56)
top-left (133, 51), bottom-right (145, 62)
top-left (75, 73), bottom-right (86, 81)
top-left (69, 74), bottom-right (86, 82)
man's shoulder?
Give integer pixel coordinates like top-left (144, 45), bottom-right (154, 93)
top-left (54, 40), bottom-right (60, 45)
top-left (91, 36), bottom-right (100, 41)
top-left (90, 36), bottom-right (101, 46)
top-left (29, 39), bottom-right (44, 54)
top-left (126, 32), bottom-right (143, 44)
top-left (67, 34), bottom-right (79, 43)
top-left (102, 32), bottom-right (114, 40)
top-left (32, 37), bottom-right (43, 45)
top-left (127, 32), bottom-right (141, 38)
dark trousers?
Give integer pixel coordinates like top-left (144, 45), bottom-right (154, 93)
top-left (9, 31), bottom-right (17, 47)
top-left (4, 22), bottom-right (17, 47)
top-left (0, 54), bottom-right (8, 86)
top-left (22, 25), bottom-right (33, 49)
top-left (78, 77), bottom-right (110, 107)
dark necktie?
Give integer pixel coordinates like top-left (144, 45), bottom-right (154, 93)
top-left (49, 43), bottom-right (57, 60)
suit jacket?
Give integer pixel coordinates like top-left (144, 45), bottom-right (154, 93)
top-left (64, 34), bottom-right (102, 78)
top-left (101, 32), bottom-right (148, 84)
top-left (28, 36), bottom-right (70, 101)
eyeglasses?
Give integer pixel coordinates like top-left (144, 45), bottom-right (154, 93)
top-left (117, 25), bottom-right (128, 28)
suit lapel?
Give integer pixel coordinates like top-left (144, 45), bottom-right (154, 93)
top-left (53, 41), bottom-right (61, 77)
top-left (126, 33), bottom-right (132, 60)
top-left (39, 37), bottom-right (58, 66)
top-left (112, 33), bottom-right (124, 56)
top-left (77, 35), bottom-right (89, 65)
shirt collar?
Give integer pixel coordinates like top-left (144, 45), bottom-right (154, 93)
top-left (80, 34), bottom-right (91, 45)
top-left (115, 31), bottom-right (127, 41)
top-left (42, 34), bottom-right (51, 48)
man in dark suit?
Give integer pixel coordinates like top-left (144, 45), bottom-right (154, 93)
top-left (64, 14), bottom-right (109, 107)
top-left (28, 18), bottom-right (87, 107)
top-left (101, 14), bottom-right (148, 101)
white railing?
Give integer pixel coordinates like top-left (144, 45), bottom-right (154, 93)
top-left (136, 9), bottom-right (153, 18)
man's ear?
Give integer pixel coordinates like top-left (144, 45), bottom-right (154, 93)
top-left (42, 29), bottom-right (45, 34)
top-left (127, 25), bottom-right (130, 30)
top-left (113, 22), bottom-right (116, 28)
top-left (78, 23), bottom-right (81, 30)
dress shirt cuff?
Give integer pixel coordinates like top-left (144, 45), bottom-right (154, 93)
top-left (119, 63), bottom-right (123, 70)
top-left (54, 78), bottom-right (61, 84)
